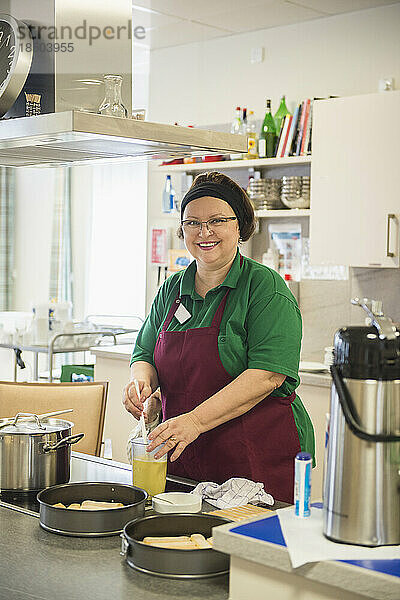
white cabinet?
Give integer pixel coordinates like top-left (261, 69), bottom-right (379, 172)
top-left (310, 91), bottom-right (400, 268)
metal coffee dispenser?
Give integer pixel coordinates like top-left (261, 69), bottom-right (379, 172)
top-left (323, 298), bottom-right (400, 546)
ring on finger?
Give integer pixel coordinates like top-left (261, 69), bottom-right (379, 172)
top-left (170, 436), bottom-right (178, 443)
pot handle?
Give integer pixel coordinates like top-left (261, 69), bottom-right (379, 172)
top-left (330, 365), bottom-right (400, 443)
top-left (0, 412), bottom-right (45, 431)
top-left (43, 433), bottom-right (84, 452)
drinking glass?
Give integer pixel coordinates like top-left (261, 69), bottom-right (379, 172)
top-left (131, 438), bottom-right (167, 499)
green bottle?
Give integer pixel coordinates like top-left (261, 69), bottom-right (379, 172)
top-left (274, 95), bottom-right (291, 138)
top-left (259, 99), bottom-right (277, 158)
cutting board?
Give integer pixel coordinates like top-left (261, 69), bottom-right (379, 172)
top-left (208, 504), bottom-right (273, 522)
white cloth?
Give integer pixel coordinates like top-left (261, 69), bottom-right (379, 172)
top-left (125, 414), bottom-right (160, 462)
top-left (191, 478), bottom-right (274, 508)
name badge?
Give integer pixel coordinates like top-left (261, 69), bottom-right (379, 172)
top-left (175, 303), bottom-right (191, 324)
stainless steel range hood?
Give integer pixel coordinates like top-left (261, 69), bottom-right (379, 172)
top-left (0, 111), bottom-right (246, 167)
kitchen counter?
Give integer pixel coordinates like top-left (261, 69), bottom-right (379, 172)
top-left (91, 344), bottom-right (135, 361)
top-left (92, 346), bottom-right (332, 388)
top-left (0, 509), bottom-right (229, 600)
top-left (299, 370), bottom-right (331, 387)
top-left (0, 453), bottom-right (229, 600)
top-left (213, 513), bottom-right (399, 600)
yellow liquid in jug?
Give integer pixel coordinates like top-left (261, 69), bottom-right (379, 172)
top-left (132, 457), bottom-right (167, 498)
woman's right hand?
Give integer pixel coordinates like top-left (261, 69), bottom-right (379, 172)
top-left (123, 381), bottom-right (161, 423)
top-left (123, 379), bottom-right (152, 420)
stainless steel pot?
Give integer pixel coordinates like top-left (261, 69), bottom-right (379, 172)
top-left (37, 482), bottom-right (147, 537)
top-left (122, 514), bottom-right (231, 579)
top-left (0, 413), bottom-right (84, 491)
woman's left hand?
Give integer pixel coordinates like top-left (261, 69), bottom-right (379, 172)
top-left (147, 412), bottom-right (202, 462)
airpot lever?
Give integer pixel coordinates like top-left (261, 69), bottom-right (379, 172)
top-left (351, 297), bottom-right (397, 341)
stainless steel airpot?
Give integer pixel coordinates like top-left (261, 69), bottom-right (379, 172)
top-left (323, 298), bottom-right (400, 546)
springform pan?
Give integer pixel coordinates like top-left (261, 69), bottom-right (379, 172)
top-left (122, 513), bottom-right (231, 579)
top-left (37, 481), bottom-right (147, 537)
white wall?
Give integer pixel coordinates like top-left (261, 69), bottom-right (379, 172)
top-left (147, 4), bottom-right (400, 124)
top-left (144, 4), bottom-right (400, 310)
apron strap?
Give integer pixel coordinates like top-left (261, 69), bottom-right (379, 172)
top-left (268, 391), bottom-right (296, 405)
top-left (162, 254), bottom-right (243, 333)
top-left (211, 289), bottom-right (230, 328)
top-left (211, 254), bottom-right (243, 328)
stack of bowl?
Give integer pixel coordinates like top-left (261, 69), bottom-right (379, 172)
top-left (247, 178), bottom-right (283, 210)
top-left (280, 176), bottom-right (310, 209)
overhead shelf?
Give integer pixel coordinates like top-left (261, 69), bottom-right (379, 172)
top-left (0, 111), bottom-right (247, 168)
top-left (158, 156), bottom-right (311, 172)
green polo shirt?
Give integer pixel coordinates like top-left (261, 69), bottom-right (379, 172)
top-left (132, 250), bottom-right (315, 461)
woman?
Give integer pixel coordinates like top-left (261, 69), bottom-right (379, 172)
top-left (123, 171), bottom-right (314, 503)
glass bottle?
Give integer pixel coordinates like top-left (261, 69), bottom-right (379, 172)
top-left (230, 106), bottom-right (242, 135)
top-left (241, 107), bottom-right (247, 135)
top-left (230, 106), bottom-right (244, 160)
top-left (274, 95), bottom-right (290, 139)
top-left (162, 175), bottom-right (175, 214)
top-left (245, 110), bottom-right (258, 159)
top-left (98, 75), bottom-right (128, 118)
top-left (259, 99), bottom-right (276, 158)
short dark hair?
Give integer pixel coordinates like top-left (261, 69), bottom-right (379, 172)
top-left (177, 171), bottom-right (256, 242)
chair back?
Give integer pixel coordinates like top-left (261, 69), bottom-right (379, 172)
top-left (0, 381), bottom-right (108, 456)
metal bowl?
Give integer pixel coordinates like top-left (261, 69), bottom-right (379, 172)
top-left (122, 513), bottom-right (231, 579)
top-left (37, 481), bottom-right (147, 537)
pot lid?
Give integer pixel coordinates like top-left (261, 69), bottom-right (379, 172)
top-left (0, 414), bottom-right (73, 435)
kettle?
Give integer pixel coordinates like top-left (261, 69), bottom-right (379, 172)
top-left (323, 298), bottom-right (400, 546)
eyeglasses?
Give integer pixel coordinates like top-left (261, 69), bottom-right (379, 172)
top-left (181, 216), bottom-right (237, 233)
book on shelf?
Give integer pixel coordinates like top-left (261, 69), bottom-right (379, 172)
top-left (302, 100), bottom-right (313, 156)
top-left (276, 115), bottom-right (291, 157)
top-left (291, 102), bottom-right (302, 156)
top-left (295, 100), bottom-right (308, 156)
top-left (274, 118), bottom-right (285, 157)
top-left (300, 99), bottom-right (311, 155)
top-left (280, 115), bottom-right (293, 157)
top-left (285, 104), bottom-right (300, 157)
top-left (306, 99), bottom-right (316, 155)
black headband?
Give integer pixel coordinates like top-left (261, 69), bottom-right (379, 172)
top-left (180, 182), bottom-right (245, 231)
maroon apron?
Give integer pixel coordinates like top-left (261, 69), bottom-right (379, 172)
top-left (153, 287), bottom-right (301, 503)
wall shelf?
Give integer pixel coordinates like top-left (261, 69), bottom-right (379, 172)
top-left (158, 156), bottom-right (311, 172)
top-left (255, 209), bottom-right (310, 218)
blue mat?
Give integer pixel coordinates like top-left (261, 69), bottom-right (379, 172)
top-left (231, 515), bottom-right (400, 579)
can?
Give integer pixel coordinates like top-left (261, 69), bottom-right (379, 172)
top-left (294, 451), bottom-right (312, 517)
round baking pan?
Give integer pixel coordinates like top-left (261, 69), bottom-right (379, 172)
top-left (37, 482), bottom-right (147, 537)
top-left (122, 513), bottom-right (231, 579)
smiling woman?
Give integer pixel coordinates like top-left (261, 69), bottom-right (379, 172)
top-left (124, 171), bottom-right (315, 504)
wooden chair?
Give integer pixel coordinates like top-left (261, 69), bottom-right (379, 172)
top-left (0, 381), bottom-right (108, 456)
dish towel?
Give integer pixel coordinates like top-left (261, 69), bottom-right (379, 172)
top-left (191, 478), bottom-right (274, 508)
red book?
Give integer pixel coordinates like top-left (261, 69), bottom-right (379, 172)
top-left (300, 99), bottom-right (311, 155)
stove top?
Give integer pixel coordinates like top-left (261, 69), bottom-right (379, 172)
top-left (0, 452), bottom-right (197, 518)
top-left (0, 490), bottom-right (40, 516)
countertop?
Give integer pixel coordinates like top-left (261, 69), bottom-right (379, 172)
top-left (0, 509), bottom-right (229, 600)
top-left (0, 453), bottom-right (229, 600)
top-left (91, 344), bottom-right (332, 387)
top-left (213, 514), bottom-right (399, 600)
top-left (91, 344), bottom-right (135, 361)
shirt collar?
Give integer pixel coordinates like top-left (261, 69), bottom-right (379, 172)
top-left (180, 249), bottom-right (242, 299)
